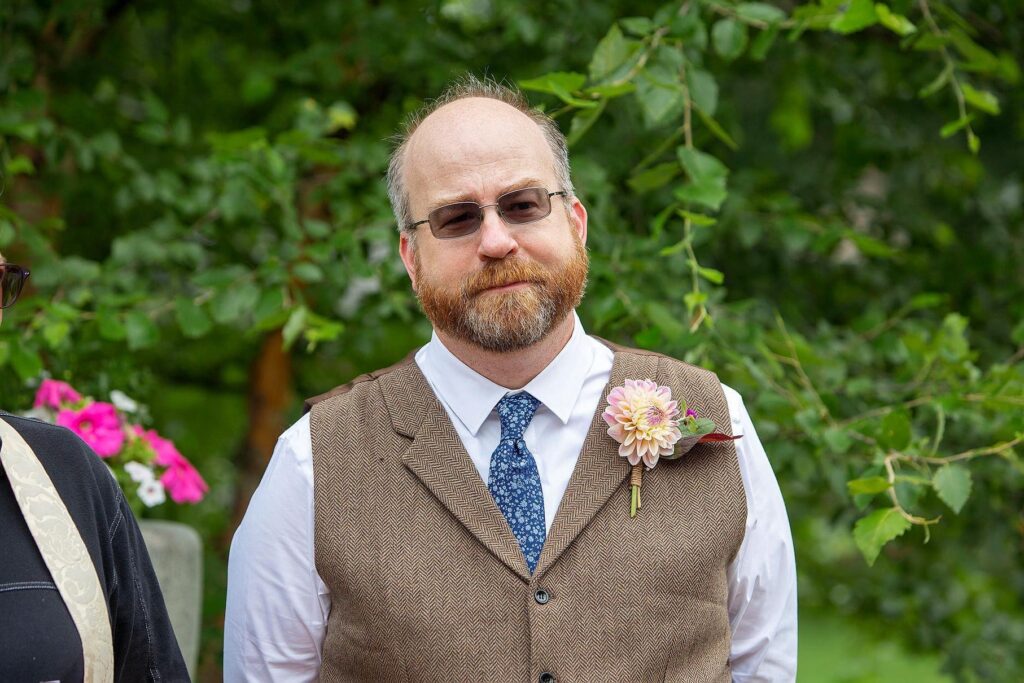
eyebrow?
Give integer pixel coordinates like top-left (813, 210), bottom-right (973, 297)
top-left (427, 178), bottom-right (547, 212)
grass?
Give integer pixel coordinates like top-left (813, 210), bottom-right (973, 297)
top-left (799, 608), bottom-right (950, 682)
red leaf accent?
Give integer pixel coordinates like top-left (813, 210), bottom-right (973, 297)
top-left (698, 432), bottom-right (743, 442)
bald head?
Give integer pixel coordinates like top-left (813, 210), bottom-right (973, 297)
top-left (386, 76), bottom-right (574, 232)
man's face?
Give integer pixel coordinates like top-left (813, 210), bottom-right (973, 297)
top-left (398, 97), bottom-right (589, 353)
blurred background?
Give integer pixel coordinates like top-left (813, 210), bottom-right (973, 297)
top-left (1, 1), bottom-right (1022, 680)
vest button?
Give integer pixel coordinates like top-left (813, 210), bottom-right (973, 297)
top-left (539, 672), bottom-right (556, 683)
top-left (534, 588), bottom-right (551, 604)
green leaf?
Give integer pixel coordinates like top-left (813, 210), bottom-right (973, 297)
top-left (853, 507), bottom-right (911, 566)
top-left (174, 298), bottom-right (213, 338)
top-left (124, 311), bottom-right (159, 350)
top-left (687, 67), bottom-right (718, 117)
top-left (933, 464), bottom-right (972, 513)
top-left (735, 3), bottom-right (787, 24)
top-left (589, 25), bottom-right (631, 82)
top-left (567, 99), bottom-right (607, 146)
top-left (96, 309), bottom-right (126, 341)
top-left (627, 162), bottom-right (680, 193)
top-left (519, 71), bottom-right (595, 108)
top-left (620, 17), bottom-right (654, 36)
top-left (635, 73), bottom-right (684, 127)
top-left (847, 476), bottom-right (891, 495)
top-left (1011, 319), bottom-right (1024, 346)
top-left (693, 417), bottom-right (716, 435)
top-left (750, 24), bottom-right (780, 61)
top-left (9, 342), bottom-right (42, 380)
top-left (675, 178), bottom-right (728, 212)
top-left (282, 305), bottom-right (308, 349)
top-left (961, 83), bottom-right (1000, 115)
top-left (830, 0), bottom-right (878, 34)
top-left (695, 108), bottom-right (738, 150)
top-left (683, 291), bottom-right (707, 311)
top-left (712, 18), bottom-right (748, 62)
top-left (677, 147), bottom-right (729, 182)
top-left (5, 154), bottom-right (35, 176)
top-left (918, 64), bottom-right (952, 98)
top-left (677, 209), bottom-right (717, 226)
top-left (42, 321), bottom-right (71, 349)
top-left (939, 115), bottom-right (973, 138)
top-left (874, 4), bottom-right (916, 36)
top-left (210, 281), bottom-right (261, 324)
top-left (697, 266), bottom-right (724, 284)
top-left (293, 262), bottom-right (324, 284)
top-left (644, 301), bottom-right (686, 341)
top-left (583, 82), bottom-right (636, 99)
top-left (879, 410), bottom-right (912, 450)
top-left (823, 427), bottom-right (853, 454)
top-left (967, 130), bottom-right (980, 154)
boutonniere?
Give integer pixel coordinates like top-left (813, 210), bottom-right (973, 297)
top-left (602, 379), bottom-right (742, 518)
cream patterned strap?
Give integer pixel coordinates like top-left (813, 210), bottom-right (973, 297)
top-left (0, 416), bottom-right (114, 683)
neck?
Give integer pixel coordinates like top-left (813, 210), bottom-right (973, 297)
top-left (435, 314), bottom-right (575, 390)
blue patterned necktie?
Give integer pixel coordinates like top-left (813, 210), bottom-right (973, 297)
top-left (487, 391), bottom-right (546, 573)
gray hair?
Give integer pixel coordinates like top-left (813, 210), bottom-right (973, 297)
top-left (385, 74), bottom-right (575, 233)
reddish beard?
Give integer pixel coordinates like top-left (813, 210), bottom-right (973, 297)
top-left (414, 233), bottom-right (589, 353)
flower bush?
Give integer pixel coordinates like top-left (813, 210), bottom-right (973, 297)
top-left (29, 379), bottom-right (208, 509)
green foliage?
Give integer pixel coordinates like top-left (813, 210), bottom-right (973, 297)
top-left (1, 0), bottom-right (1022, 679)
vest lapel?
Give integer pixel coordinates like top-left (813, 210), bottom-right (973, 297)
top-left (535, 350), bottom-right (660, 576)
top-left (380, 363), bottom-right (533, 582)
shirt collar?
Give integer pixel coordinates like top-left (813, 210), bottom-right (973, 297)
top-left (418, 312), bottom-right (594, 436)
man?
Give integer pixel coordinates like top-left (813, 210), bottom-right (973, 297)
top-left (225, 76), bottom-right (796, 682)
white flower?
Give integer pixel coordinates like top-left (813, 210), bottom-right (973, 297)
top-left (137, 479), bottom-right (166, 507)
top-left (124, 461), bottom-right (155, 483)
top-left (110, 389), bottom-right (139, 414)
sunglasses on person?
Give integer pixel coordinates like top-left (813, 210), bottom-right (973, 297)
top-left (0, 264), bottom-right (30, 309)
top-left (406, 186), bottom-right (568, 239)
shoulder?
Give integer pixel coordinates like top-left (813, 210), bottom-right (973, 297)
top-left (303, 350), bottom-right (419, 414)
top-left (597, 338), bottom-right (721, 385)
top-left (0, 412), bottom-right (117, 496)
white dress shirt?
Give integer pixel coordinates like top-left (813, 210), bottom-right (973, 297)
top-left (224, 314), bottom-right (797, 681)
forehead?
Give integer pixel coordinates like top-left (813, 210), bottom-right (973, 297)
top-left (403, 98), bottom-right (556, 207)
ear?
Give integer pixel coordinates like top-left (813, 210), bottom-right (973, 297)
top-left (399, 231), bottom-right (417, 290)
top-left (570, 196), bottom-right (588, 246)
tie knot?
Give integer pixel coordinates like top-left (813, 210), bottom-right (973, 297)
top-left (495, 392), bottom-right (541, 442)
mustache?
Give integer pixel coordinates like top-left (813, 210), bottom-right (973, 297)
top-left (463, 259), bottom-right (547, 297)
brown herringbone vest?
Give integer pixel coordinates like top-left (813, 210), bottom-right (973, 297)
top-left (307, 343), bottom-right (747, 683)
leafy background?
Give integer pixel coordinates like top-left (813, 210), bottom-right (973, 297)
top-left (1, 1), bottom-right (1022, 680)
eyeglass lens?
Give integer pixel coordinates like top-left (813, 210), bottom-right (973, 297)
top-left (1, 266), bottom-right (27, 308)
top-left (428, 187), bottom-right (554, 239)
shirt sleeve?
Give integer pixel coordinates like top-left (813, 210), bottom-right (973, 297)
top-left (104, 484), bottom-right (192, 682)
top-left (722, 385), bottom-right (798, 682)
top-left (223, 413), bottom-right (330, 682)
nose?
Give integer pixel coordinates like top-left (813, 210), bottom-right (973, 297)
top-left (476, 204), bottom-right (518, 260)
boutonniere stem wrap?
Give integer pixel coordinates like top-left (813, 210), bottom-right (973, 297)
top-left (602, 379), bottom-right (742, 517)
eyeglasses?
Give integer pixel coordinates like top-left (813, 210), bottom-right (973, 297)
top-left (407, 187), bottom-right (568, 239)
top-left (0, 264), bottom-right (30, 309)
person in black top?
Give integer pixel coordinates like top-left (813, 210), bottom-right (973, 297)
top-left (0, 259), bottom-right (190, 681)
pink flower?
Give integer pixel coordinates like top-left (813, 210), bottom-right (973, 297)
top-left (602, 379), bottom-right (683, 468)
top-left (686, 408), bottom-right (698, 418)
top-left (134, 426), bottom-right (208, 503)
top-left (160, 460), bottom-right (208, 504)
top-left (134, 426), bottom-right (185, 467)
top-left (34, 379), bottom-right (82, 409)
top-left (57, 402), bottom-right (125, 457)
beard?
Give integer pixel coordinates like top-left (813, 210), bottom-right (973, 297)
top-left (413, 231), bottom-right (589, 353)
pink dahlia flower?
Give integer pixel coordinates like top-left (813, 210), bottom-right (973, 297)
top-left (57, 402), bottom-right (125, 457)
top-left (135, 426), bottom-right (208, 503)
top-left (34, 379), bottom-right (82, 409)
top-left (602, 379), bottom-right (683, 468)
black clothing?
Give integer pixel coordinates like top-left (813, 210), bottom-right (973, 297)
top-left (0, 413), bottom-right (190, 682)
